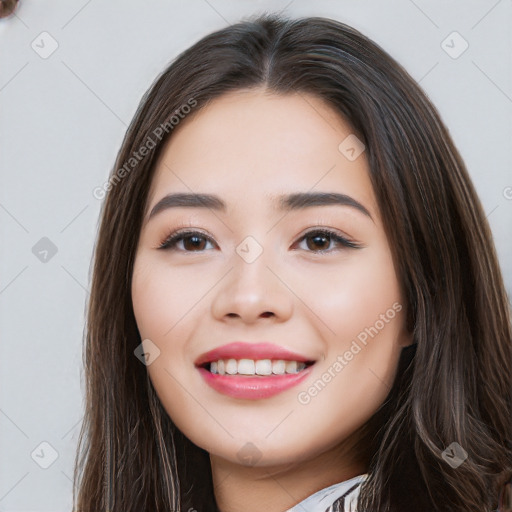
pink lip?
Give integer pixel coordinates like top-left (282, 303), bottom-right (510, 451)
top-left (197, 365), bottom-right (314, 399)
top-left (194, 341), bottom-right (314, 366)
top-left (194, 342), bottom-right (316, 400)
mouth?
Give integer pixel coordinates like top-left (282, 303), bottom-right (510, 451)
top-left (198, 358), bottom-right (316, 376)
top-left (194, 342), bottom-right (317, 399)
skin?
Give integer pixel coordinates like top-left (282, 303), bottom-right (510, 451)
top-left (131, 87), bottom-right (413, 512)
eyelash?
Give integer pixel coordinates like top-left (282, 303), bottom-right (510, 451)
top-left (157, 228), bottom-right (362, 253)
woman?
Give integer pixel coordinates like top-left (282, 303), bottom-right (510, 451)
top-left (73, 13), bottom-right (512, 512)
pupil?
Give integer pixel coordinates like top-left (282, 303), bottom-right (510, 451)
top-left (308, 234), bottom-right (329, 250)
top-left (185, 235), bottom-right (205, 251)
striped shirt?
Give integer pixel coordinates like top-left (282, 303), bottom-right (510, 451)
top-left (285, 474), bottom-right (368, 512)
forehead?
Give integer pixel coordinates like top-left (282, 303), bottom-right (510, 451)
top-left (147, 88), bottom-right (377, 220)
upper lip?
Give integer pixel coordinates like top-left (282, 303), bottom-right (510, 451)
top-left (194, 342), bottom-right (315, 366)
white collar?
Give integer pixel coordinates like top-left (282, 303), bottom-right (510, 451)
top-left (284, 473), bottom-right (368, 512)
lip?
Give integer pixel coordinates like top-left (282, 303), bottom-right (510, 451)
top-left (194, 341), bottom-right (316, 400)
top-left (194, 341), bottom-right (314, 366)
top-left (197, 365), bottom-right (314, 399)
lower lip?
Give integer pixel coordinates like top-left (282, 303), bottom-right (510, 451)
top-left (197, 365), bottom-right (314, 399)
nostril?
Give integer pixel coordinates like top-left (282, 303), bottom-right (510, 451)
top-left (261, 312), bottom-right (273, 318)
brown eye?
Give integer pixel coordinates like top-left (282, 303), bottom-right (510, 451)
top-left (158, 231), bottom-right (216, 252)
top-left (305, 232), bottom-right (331, 251)
top-left (295, 229), bottom-right (361, 253)
top-left (182, 234), bottom-right (208, 251)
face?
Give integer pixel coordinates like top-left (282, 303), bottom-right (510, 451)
top-left (131, 88), bottom-right (412, 468)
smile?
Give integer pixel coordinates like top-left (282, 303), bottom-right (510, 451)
top-left (204, 358), bottom-right (313, 375)
top-left (194, 341), bottom-right (317, 399)
top-left (197, 360), bottom-right (315, 399)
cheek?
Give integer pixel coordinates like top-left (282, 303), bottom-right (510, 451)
top-left (131, 257), bottom-right (210, 339)
top-left (292, 247), bottom-right (403, 348)
top-left (131, 263), bottom-right (171, 339)
top-left (291, 248), bottom-right (404, 412)
top-left (131, 257), bottom-right (206, 437)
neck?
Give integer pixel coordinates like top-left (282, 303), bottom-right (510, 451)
top-left (210, 439), bottom-right (367, 512)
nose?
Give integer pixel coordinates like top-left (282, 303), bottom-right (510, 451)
top-left (210, 250), bottom-right (293, 325)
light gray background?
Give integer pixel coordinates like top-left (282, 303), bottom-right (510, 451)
top-left (0, 1), bottom-right (511, 510)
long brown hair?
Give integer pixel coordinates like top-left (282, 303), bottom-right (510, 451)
top-left (73, 13), bottom-right (512, 511)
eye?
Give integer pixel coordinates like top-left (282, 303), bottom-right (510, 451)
top-left (293, 228), bottom-right (362, 253)
top-left (158, 230), bottom-right (216, 252)
top-left (157, 228), bottom-right (362, 253)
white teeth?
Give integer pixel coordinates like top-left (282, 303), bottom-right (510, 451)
top-left (272, 360), bottom-right (286, 374)
top-left (207, 358), bottom-right (308, 375)
top-left (238, 359), bottom-right (255, 375)
top-left (255, 359), bottom-right (272, 375)
top-left (285, 361), bottom-right (298, 373)
top-left (284, 361), bottom-right (306, 373)
top-left (225, 358), bottom-right (238, 375)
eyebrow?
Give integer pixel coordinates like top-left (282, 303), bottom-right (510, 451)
top-left (146, 191), bottom-right (373, 224)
